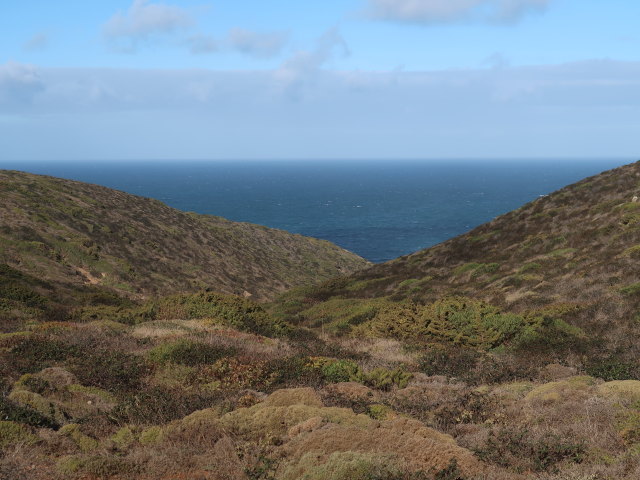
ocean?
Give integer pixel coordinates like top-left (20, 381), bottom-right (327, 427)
top-left (0, 159), bottom-right (631, 263)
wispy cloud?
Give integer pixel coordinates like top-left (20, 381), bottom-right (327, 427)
top-left (23, 33), bottom-right (49, 52)
top-left (0, 61), bottom-right (45, 107)
top-left (276, 28), bottom-right (350, 99)
top-left (227, 29), bottom-right (289, 59)
top-left (2, 59), bottom-right (639, 159)
top-left (366, 0), bottom-right (552, 25)
top-left (103, 0), bottom-right (194, 51)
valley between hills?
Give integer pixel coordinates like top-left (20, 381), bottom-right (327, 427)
top-left (1, 162), bottom-right (640, 480)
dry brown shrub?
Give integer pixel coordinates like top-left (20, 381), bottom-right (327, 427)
top-left (279, 417), bottom-right (485, 478)
top-left (322, 382), bottom-right (378, 404)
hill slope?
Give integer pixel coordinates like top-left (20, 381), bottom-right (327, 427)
top-left (274, 161), bottom-right (640, 357)
top-left (0, 170), bottom-right (369, 301)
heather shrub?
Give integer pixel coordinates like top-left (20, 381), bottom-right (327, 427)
top-left (7, 336), bottom-right (82, 374)
top-left (0, 395), bottom-right (59, 429)
top-left (419, 344), bottom-right (481, 380)
top-left (111, 386), bottom-right (223, 426)
top-left (586, 359), bottom-right (639, 381)
top-left (69, 349), bottom-right (148, 393)
top-left (475, 428), bottom-right (586, 473)
top-left (146, 339), bottom-right (235, 366)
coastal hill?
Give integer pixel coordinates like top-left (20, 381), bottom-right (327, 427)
top-left (0, 170), bottom-right (369, 302)
top-left (3, 162), bottom-right (640, 479)
top-left (274, 161), bottom-right (640, 361)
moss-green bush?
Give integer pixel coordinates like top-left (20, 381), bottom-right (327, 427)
top-left (0, 421), bottom-right (37, 449)
top-left (279, 451), bottom-right (403, 480)
top-left (151, 292), bottom-right (291, 337)
top-left (363, 368), bottom-right (413, 391)
top-left (321, 359), bottom-right (363, 384)
top-left (0, 395), bottom-right (59, 429)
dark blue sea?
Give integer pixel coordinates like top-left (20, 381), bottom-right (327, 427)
top-left (0, 159), bottom-right (631, 263)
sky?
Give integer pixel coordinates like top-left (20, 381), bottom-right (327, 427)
top-left (0, 0), bottom-right (639, 161)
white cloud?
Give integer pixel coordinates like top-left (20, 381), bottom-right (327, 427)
top-left (276, 28), bottom-right (350, 98)
top-left (0, 61), bottom-right (45, 106)
top-left (1, 60), bottom-right (639, 160)
top-left (367, 0), bottom-right (551, 24)
top-left (227, 29), bottom-right (288, 59)
top-left (103, 0), bottom-right (194, 51)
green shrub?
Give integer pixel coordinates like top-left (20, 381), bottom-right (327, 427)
top-left (146, 339), bottom-right (235, 366)
top-left (620, 282), bottom-right (640, 296)
top-left (519, 262), bottom-right (542, 273)
top-left (266, 356), bottom-right (324, 389)
top-left (321, 359), bottom-right (362, 383)
top-left (151, 292), bottom-right (291, 337)
top-left (0, 421), bottom-right (37, 450)
top-left (363, 368), bottom-right (413, 391)
top-left (586, 359), bottom-right (638, 381)
top-left (434, 459), bottom-right (466, 480)
top-left (0, 395), bottom-right (59, 429)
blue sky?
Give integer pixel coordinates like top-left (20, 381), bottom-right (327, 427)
top-left (1, 0), bottom-right (639, 160)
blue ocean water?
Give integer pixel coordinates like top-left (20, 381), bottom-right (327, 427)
top-left (0, 159), bottom-right (631, 263)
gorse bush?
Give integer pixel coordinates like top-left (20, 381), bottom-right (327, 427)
top-left (321, 359), bottom-right (362, 383)
top-left (151, 292), bottom-right (292, 337)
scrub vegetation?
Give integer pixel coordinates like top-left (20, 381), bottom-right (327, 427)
top-left (1, 161), bottom-right (640, 479)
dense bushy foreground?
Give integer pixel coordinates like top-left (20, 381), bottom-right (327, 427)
top-left (1, 288), bottom-right (640, 479)
top-left (1, 161), bottom-right (640, 479)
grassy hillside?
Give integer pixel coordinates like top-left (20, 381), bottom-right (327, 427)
top-left (3, 162), bottom-right (640, 479)
top-left (271, 161), bottom-right (640, 369)
top-left (0, 170), bottom-right (369, 302)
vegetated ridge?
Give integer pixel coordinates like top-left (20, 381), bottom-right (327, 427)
top-left (0, 170), bottom-right (369, 302)
top-left (4, 162), bottom-right (640, 479)
top-left (273, 161), bottom-right (640, 364)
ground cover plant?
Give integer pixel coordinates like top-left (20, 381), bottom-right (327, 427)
top-left (1, 161), bottom-right (640, 478)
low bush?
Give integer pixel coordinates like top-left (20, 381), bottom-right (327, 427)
top-left (7, 336), bottom-right (82, 374)
top-left (474, 427), bottom-right (585, 473)
top-left (0, 395), bottom-right (59, 429)
top-left (321, 359), bottom-right (362, 383)
top-left (110, 386), bottom-right (224, 426)
top-left (363, 368), bottom-right (413, 391)
top-left (69, 350), bottom-right (149, 393)
top-left (586, 359), bottom-right (639, 381)
top-left (419, 344), bottom-right (481, 380)
top-left (265, 356), bottom-right (324, 390)
top-left (146, 339), bottom-right (235, 366)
